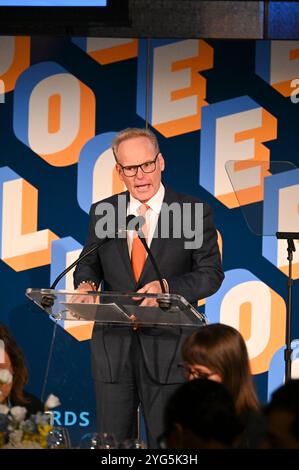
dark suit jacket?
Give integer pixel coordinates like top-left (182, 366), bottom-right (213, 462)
top-left (74, 186), bottom-right (224, 384)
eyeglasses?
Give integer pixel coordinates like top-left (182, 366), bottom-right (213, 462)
top-left (178, 363), bottom-right (215, 380)
top-left (116, 152), bottom-right (160, 177)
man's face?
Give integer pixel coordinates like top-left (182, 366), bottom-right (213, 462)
top-left (115, 136), bottom-right (165, 202)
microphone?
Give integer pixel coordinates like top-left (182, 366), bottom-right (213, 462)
top-left (132, 216), bottom-right (165, 294)
top-left (41, 215), bottom-right (136, 308)
top-left (276, 232), bottom-right (299, 240)
top-left (52, 214), bottom-right (135, 290)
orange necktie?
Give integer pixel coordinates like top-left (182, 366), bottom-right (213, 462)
top-left (131, 204), bottom-right (149, 281)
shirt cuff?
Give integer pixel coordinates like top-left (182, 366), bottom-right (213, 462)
top-left (77, 280), bottom-right (97, 291)
top-left (162, 278), bottom-right (169, 293)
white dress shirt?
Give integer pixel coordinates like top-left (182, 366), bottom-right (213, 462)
top-left (127, 183), bottom-right (165, 257)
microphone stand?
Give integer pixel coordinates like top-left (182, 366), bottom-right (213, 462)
top-left (41, 214), bottom-right (172, 311)
top-left (40, 238), bottom-right (109, 308)
top-left (138, 231), bottom-right (172, 310)
top-left (41, 216), bottom-right (137, 308)
top-left (276, 231), bottom-right (299, 382)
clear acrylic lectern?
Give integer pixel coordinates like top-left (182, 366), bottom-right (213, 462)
top-left (26, 288), bottom-right (206, 447)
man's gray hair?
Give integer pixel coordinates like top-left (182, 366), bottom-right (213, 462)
top-left (112, 128), bottom-right (160, 161)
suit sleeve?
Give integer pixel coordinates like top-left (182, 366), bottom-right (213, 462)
top-left (166, 203), bottom-right (224, 303)
top-left (73, 203), bottom-right (104, 289)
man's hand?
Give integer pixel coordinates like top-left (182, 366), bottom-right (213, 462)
top-left (137, 280), bottom-right (163, 295)
top-left (71, 283), bottom-right (97, 304)
top-left (136, 280), bottom-right (162, 307)
top-left (69, 283), bottom-right (97, 319)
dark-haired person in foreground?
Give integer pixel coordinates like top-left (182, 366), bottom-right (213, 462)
top-left (182, 323), bottom-right (265, 448)
top-left (264, 379), bottom-right (299, 449)
top-left (161, 378), bottom-right (242, 449)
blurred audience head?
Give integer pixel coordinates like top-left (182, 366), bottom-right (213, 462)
top-left (182, 323), bottom-right (259, 421)
top-left (0, 323), bottom-right (28, 405)
top-left (264, 379), bottom-right (299, 449)
top-left (162, 378), bottom-right (242, 449)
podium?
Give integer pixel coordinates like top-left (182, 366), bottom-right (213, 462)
top-left (26, 288), bottom-right (206, 447)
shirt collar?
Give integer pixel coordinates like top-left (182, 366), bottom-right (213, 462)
top-left (128, 183), bottom-right (165, 215)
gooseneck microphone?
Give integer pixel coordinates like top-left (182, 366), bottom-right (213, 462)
top-left (132, 216), bottom-right (165, 294)
top-left (276, 232), bottom-right (299, 240)
top-left (41, 215), bottom-right (136, 308)
top-left (42, 214), bottom-right (170, 309)
top-left (51, 214), bottom-right (136, 291)
top-left (133, 217), bottom-right (171, 309)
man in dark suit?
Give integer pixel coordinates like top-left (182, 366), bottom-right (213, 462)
top-left (74, 128), bottom-right (224, 448)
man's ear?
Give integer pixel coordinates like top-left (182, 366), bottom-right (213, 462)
top-left (115, 163), bottom-right (123, 181)
top-left (159, 154), bottom-right (165, 172)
